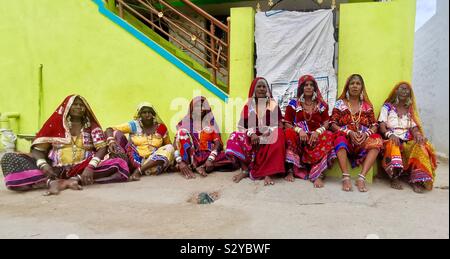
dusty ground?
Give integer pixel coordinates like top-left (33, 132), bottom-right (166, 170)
top-left (0, 160), bottom-right (448, 239)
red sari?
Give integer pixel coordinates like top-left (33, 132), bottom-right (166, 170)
top-left (225, 77), bottom-right (286, 179)
top-left (330, 75), bottom-right (383, 168)
top-left (283, 75), bottom-right (336, 181)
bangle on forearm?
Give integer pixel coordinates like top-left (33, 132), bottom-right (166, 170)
top-left (208, 150), bottom-right (218, 161)
top-left (174, 150), bottom-right (182, 164)
top-left (315, 127), bottom-right (325, 135)
top-left (341, 128), bottom-right (351, 135)
top-left (176, 157), bottom-right (183, 163)
top-left (385, 131), bottom-right (394, 138)
top-left (294, 127), bottom-right (303, 134)
top-left (89, 157), bottom-right (101, 168)
top-left (33, 146), bottom-right (47, 152)
top-left (247, 129), bottom-right (255, 137)
top-left (36, 159), bottom-right (48, 169)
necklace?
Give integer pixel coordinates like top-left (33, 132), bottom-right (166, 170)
top-left (395, 105), bottom-right (412, 129)
top-left (301, 100), bottom-right (316, 122)
top-left (70, 127), bottom-right (83, 163)
top-left (347, 100), bottom-right (362, 128)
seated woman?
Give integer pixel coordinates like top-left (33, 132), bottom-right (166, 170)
top-left (226, 77), bottom-right (286, 186)
top-left (174, 96), bottom-right (233, 179)
top-left (379, 82), bottom-right (437, 193)
top-left (1, 95), bottom-right (130, 195)
top-left (105, 102), bottom-right (174, 181)
top-left (284, 75), bottom-right (336, 188)
top-left (330, 74), bottom-right (383, 192)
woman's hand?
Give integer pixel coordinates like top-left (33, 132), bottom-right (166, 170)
top-left (308, 131), bottom-right (319, 146)
top-left (41, 164), bottom-right (58, 179)
top-left (81, 167), bottom-right (94, 185)
top-left (389, 134), bottom-right (401, 146)
top-left (350, 131), bottom-right (365, 146)
top-left (414, 133), bottom-right (426, 145)
top-left (179, 161), bottom-right (195, 179)
top-left (108, 141), bottom-right (122, 154)
top-left (299, 130), bottom-right (308, 143)
top-left (250, 133), bottom-right (260, 146)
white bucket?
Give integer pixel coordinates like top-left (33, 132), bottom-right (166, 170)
top-left (0, 129), bottom-right (17, 157)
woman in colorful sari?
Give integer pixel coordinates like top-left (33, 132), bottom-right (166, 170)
top-left (105, 102), bottom-right (174, 181)
top-left (226, 77), bottom-right (286, 186)
top-left (174, 96), bottom-right (233, 179)
top-left (284, 75), bottom-right (336, 188)
top-left (1, 95), bottom-right (130, 195)
top-left (378, 82), bottom-right (437, 193)
top-left (330, 74), bottom-right (383, 192)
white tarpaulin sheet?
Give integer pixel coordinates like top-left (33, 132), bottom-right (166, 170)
top-left (255, 9), bottom-right (337, 114)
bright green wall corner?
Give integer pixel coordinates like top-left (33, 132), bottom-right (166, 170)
top-left (337, 0), bottom-right (416, 116)
top-left (0, 1), bottom-right (254, 153)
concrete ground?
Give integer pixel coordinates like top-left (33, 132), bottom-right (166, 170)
top-left (0, 160), bottom-right (448, 239)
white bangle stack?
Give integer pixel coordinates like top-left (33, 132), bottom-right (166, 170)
top-left (315, 127), bottom-right (326, 135)
top-left (107, 137), bottom-right (115, 145)
top-left (385, 131), bottom-right (394, 138)
top-left (365, 129), bottom-right (374, 138)
top-left (294, 127), bottom-right (303, 134)
top-left (246, 129), bottom-right (255, 137)
top-left (36, 159), bottom-right (48, 170)
top-left (208, 150), bottom-right (218, 162)
top-left (174, 150), bottom-right (182, 164)
top-left (89, 157), bottom-right (101, 168)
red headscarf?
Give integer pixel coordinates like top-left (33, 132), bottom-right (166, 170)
top-left (32, 95), bottom-right (103, 147)
top-left (239, 77), bottom-right (281, 130)
top-left (338, 74), bottom-right (373, 107)
top-left (176, 96), bottom-right (221, 136)
top-left (383, 81), bottom-right (424, 134)
top-left (297, 75), bottom-right (327, 107)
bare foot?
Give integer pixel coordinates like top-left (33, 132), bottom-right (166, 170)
top-left (264, 176), bottom-right (274, 186)
top-left (43, 180), bottom-right (63, 196)
top-left (130, 170), bottom-right (141, 181)
top-left (284, 172), bottom-right (295, 182)
top-left (232, 172), bottom-right (247, 183)
top-left (412, 183), bottom-right (425, 194)
top-left (67, 178), bottom-right (83, 190)
top-left (390, 178), bottom-right (403, 190)
top-left (313, 178), bottom-right (324, 188)
top-left (195, 166), bottom-right (208, 177)
top-left (342, 177), bottom-right (352, 192)
top-left (355, 179), bottom-right (368, 192)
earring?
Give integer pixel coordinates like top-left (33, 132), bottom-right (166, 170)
top-left (405, 97), bottom-right (412, 107)
top-left (312, 92), bottom-right (317, 101)
top-left (67, 115), bottom-right (72, 129)
top-left (84, 116), bottom-right (91, 128)
top-left (360, 93), bottom-right (364, 101)
top-left (345, 91), bottom-right (350, 100)
top-left (299, 94), bottom-right (305, 103)
top-left (395, 96), bottom-right (400, 104)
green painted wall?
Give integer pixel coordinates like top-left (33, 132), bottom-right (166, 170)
top-left (0, 0), bottom-right (254, 152)
top-left (337, 0), bottom-right (416, 115)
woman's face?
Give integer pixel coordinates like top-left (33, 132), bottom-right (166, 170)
top-left (397, 84), bottom-right (411, 102)
top-left (302, 81), bottom-right (315, 97)
top-left (69, 97), bottom-right (86, 118)
top-left (200, 101), bottom-right (211, 119)
top-left (255, 81), bottom-right (268, 98)
top-left (140, 107), bottom-right (155, 122)
top-left (348, 77), bottom-right (363, 97)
